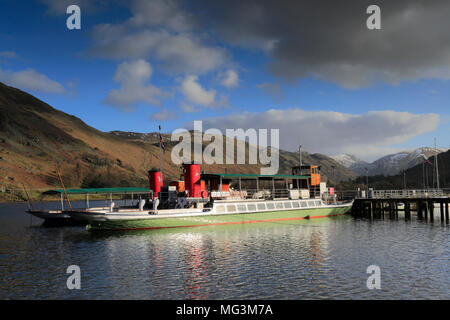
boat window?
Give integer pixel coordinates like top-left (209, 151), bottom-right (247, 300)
top-left (227, 204), bottom-right (237, 212)
top-left (216, 205), bottom-right (225, 213)
top-left (292, 201), bottom-right (300, 208)
top-left (275, 202), bottom-right (283, 209)
top-left (300, 201), bottom-right (307, 208)
top-left (315, 200), bottom-right (322, 206)
top-left (237, 204), bottom-right (247, 212)
top-left (307, 201), bottom-right (315, 207)
top-left (257, 203), bottom-right (266, 211)
top-left (266, 202), bottom-right (275, 210)
top-left (283, 202), bottom-right (292, 209)
top-left (247, 204), bottom-right (256, 212)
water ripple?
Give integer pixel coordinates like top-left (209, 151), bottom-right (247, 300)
top-left (0, 203), bottom-right (448, 299)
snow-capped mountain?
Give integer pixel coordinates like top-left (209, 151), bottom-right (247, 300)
top-left (332, 147), bottom-right (448, 176)
top-left (330, 154), bottom-right (374, 175)
top-left (331, 154), bottom-right (364, 168)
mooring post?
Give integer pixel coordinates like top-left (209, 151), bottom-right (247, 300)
top-left (389, 200), bottom-right (394, 219)
top-left (405, 201), bottom-right (411, 220)
top-left (440, 201), bottom-right (444, 221)
top-left (394, 201), bottom-right (397, 218)
top-left (423, 201), bottom-right (428, 220)
top-left (375, 201), bottom-right (380, 218)
top-left (417, 201), bottom-right (423, 220)
top-left (395, 201), bottom-right (399, 219)
top-left (370, 201), bottom-right (374, 219)
top-left (361, 201), bottom-right (364, 218)
top-left (392, 201), bottom-right (395, 218)
top-left (371, 200), bottom-right (377, 218)
top-left (429, 201), bottom-right (434, 221)
top-left (445, 201), bottom-right (449, 223)
top-left (380, 201), bottom-right (383, 218)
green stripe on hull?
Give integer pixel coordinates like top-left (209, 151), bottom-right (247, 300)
top-left (87, 206), bottom-right (351, 231)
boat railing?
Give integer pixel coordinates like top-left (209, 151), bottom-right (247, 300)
top-left (228, 188), bottom-right (295, 200)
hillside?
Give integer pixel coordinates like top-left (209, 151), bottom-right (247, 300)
top-left (0, 82), bottom-right (156, 199)
top-left (0, 82), bottom-right (355, 201)
top-left (109, 130), bottom-right (357, 183)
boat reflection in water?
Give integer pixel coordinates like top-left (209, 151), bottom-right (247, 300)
top-left (88, 215), bottom-right (340, 299)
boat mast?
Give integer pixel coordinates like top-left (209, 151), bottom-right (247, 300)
top-left (298, 144), bottom-right (302, 167)
top-left (434, 138), bottom-right (440, 190)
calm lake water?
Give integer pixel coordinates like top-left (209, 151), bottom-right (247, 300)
top-left (0, 201), bottom-right (448, 299)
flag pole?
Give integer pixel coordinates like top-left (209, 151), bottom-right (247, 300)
top-left (159, 125), bottom-right (162, 173)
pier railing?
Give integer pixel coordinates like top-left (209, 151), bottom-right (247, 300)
top-left (352, 189), bottom-right (450, 222)
top-left (368, 189), bottom-right (445, 199)
top-left (335, 190), bottom-right (359, 201)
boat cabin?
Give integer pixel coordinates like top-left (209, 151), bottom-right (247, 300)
top-left (200, 172), bottom-right (312, 200)
top-left (291, 165), bottom-right (322, 198)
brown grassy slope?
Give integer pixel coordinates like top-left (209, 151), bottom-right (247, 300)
top-left (0, 82), bottom-right (153, 192)
top-left (0, 82), bottom-right (355, 200)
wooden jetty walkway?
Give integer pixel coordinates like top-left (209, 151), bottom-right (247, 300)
top-left (351, 189), bottom-right (449, 222)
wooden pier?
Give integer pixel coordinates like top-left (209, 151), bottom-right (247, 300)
top-left (351, 189), bottom-right (449, 223)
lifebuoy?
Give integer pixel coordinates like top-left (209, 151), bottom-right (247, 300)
top-left (201, 190), bottom-right (208, 198)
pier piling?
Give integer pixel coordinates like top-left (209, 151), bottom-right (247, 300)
top-left (428, 201), bottom-right (434, 221)
top-left (446, 202), bottom-right (449, 223)
top-left (417, 201), bottom-right (423, 220)
top-left (405, 202), bottom-right (411, 220)
top-left (425, 202), bottom-right (428, 220)
top-left (352, 192), bottom-right (449, 223)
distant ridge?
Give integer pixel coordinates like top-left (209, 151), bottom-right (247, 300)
top-left (332, 147), bottom-right (449, 176)
top-left (338, 149), bottom-right (450, 190)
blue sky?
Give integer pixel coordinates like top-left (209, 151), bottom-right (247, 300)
top-left (0, 0), bottom-right (448, 161)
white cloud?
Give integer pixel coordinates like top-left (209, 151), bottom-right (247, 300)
top-left (200, 108), bottom-right (440, 162)
top-left (105, 59), bottom-right (165, 111)
top-left (179, 102), bottom-right (198, 113)
top-left (90, 27), bottom-right (226, 75)
top-left (180, 75), bottom-right (216, 106)
top-left (150, 108), bottom-right (176, 121)
top-left (220, 69), bottom-right (239, 88)
top-left (129, 0), bottom-right (192, 32)
top-left (257, 82), bottom-right (284, 100)
top-left (0, 67), bottom-right (66, 93)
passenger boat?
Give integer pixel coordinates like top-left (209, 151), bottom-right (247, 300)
top-left (26, 187), bottom-right (151, 224)
top-left (69, 163), bottom-right (353, 231)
